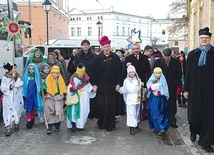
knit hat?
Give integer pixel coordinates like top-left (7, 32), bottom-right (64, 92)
top-left (81, 39), bottom-right (90, 45)
top-left (76, 63), bottom-right (86, 76)
top-left (51, 65), bottom-right (60, 73)
top-left (163, 48), bottom-right (172, 56)
top-left (199, 27), bottom-right (212, 37)
top-left (99, 36), bottom-right (111, 46)
top-left (153, 67), bottom-right (162, 73)
top-left (127, 62), bottom-right (136, 73)
top-left (3, 62), bottom-right (16, 72)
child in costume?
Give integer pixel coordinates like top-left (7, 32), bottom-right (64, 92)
top-left (66, 63), bottom-right (93, 133)
top-left (40, 63), bottom-right (50, 83)
top-left (22, 63), bottom-right (43, 129)
top-left (43, 65), bottom-right (67, 135)
top-left (119, 63), bottom-right (142, 135)
top-left (146, 67), bottom-right (169, 136)
top-left (39, 63), bottom-right (50, 123)
top-left (0, 62), bottom-right (24, 136)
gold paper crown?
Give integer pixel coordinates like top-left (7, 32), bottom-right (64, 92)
top-left (76, 64), bottom-right (86, 76)
top-left (153, 67), bottom-right (162, 73)
top-left (51, 65), bottom-right (60, 73)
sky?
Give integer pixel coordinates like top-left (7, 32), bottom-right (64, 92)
top-left (69, 0), bottom-right (174, 19)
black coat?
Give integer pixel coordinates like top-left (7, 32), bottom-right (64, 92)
top-left (184, 47), bottom-right (214, 125)
top-left (124, 53), bottom-right (151, 83)
top-left (73, 50), bottom-right (97, 80)
top-left (154, 57), bottom-right (182, 89)
top-left (92, 52), bottom-right (123, 93)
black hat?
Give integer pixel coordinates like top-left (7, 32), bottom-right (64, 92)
top-left (81, 39), bottom-right (90, 46)
top-left (3, 62), bottom-right (16, 72)
top-left (199, 27), bottom-right (212, 37)
top-left (163, 48), bottom-right (172, 56)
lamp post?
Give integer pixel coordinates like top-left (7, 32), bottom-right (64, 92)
top-left (96, 21), bottom-right (102, 40)
top-left (42, 0), bottom-right (52, 45)
top-left (96, 0), bottom-right (103, 36)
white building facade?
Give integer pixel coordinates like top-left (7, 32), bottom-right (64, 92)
top-left (68, 7), bottom-right (152, 50)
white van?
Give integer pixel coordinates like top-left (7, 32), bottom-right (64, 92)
top-left (23, 44), bottom-right (81, 67)
top-left (23, 39), bottom-right (101, 66)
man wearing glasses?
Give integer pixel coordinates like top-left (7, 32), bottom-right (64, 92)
top-left (183, 27), bottom-right (214, 153)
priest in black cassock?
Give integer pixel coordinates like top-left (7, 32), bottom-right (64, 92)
top-left (91, 36), bottom-right (123, 132)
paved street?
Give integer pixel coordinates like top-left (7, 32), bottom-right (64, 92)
top-left (0, 106), bottom-right (212, 155)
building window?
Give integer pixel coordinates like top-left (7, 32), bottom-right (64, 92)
top-left (71, 27), bottom-right (75, 36)
top-left (175, 41), bottom-right (178, 46)
top-left (77, 27), bottom-right (81, 36)
top-left (57, 29), bottom-right (60, 39)
top-left (116, 26), bottom-right (119, 36)
top-left (88, 27), bottom-right (92, 36)
top-left (50, 25), bottom-right (53, 39)
top-left (79, 17), bottom-right (81, 21)
top-left (162, 29), bottom-right (165, 35)
top-left (98, 16), bottom-right (102, 20)
top-left (87, 17), bottom-right (92, 20)
top-left (116, 16), bottom-right (119, 20)
top-left (122, 27), bottom-right (125, 36)
top-left (128, 27), bottom-right (130, 36)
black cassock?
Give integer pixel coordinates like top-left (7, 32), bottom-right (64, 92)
top-left (92, 51), bottom-right (123, 131)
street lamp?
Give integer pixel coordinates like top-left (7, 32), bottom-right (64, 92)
top-left (96, 21), bottom-right (102, 40)
top-left (96, 0), bottom-right (103, 36)
top-left (42, 0), bottom-right (52, 45)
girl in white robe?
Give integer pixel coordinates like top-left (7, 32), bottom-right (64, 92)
top-left (0, 62), bottom-right (23, 136)
top-left (119, 63), bottom-right (142, 135)
top-left (66, 63), bottom-right (93, 132)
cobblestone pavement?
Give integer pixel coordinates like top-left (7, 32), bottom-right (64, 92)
top-left (176, 106), bottom-right (214, 155)
top-left (0, 105), bottom-right (210, 155)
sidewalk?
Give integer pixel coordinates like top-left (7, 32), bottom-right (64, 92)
top-left (176, 106), bottom-right (213, 155)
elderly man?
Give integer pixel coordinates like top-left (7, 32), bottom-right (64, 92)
top-left (183, 27), bottom-right (214, 153)
top-left (153, 48), bottom-right (182, 129)
top-left (92, 36), bottom-right (123, 131)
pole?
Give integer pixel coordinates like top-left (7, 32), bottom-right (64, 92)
top-left (98, 27), bottom-right (100, 40)
top-left (96, 0), bottom-right (103, 36)
top-left (28, 0), bottom-right (32, 45)
top-left (46, 11), bottom-right (49, 45)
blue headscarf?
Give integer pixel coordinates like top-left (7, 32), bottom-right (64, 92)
top-left (146, 72), bottom-right (169, 100)
top-left (22, 63), bottom-right (43, 114)
top-left (198, 44), bottom-right (211, 66)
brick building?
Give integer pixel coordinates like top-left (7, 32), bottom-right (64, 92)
top-left (16, 0), bottom-right (70, 46)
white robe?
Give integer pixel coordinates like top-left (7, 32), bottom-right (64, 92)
top-left (119, 77), bottom-right (141, 127)
top-left (0, 76), bottom-right (24, 127)
top-left (66, 77), bottom-right (93, 129)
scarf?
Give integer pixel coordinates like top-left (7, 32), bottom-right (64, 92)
top-left (198, 45), bottom-right (211, 66)
top-left (45, 73), bottom-right (67, 96)
top-left (69, 73), bottom-right (90, 89)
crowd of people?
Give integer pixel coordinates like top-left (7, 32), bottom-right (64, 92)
top-left (0, 27), bottom-right (214, 153)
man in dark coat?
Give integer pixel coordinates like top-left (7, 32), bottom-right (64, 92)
top-left (183, 27), bottom-right (214, 153)
top-left (153, 48), bottom-right (182, 128)
top-left (91, 36), bottom-right (123, 132)
top-left (72, 39), bottom-right (98, 119)
top-left (124, 43), bottom-right (151, 84)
